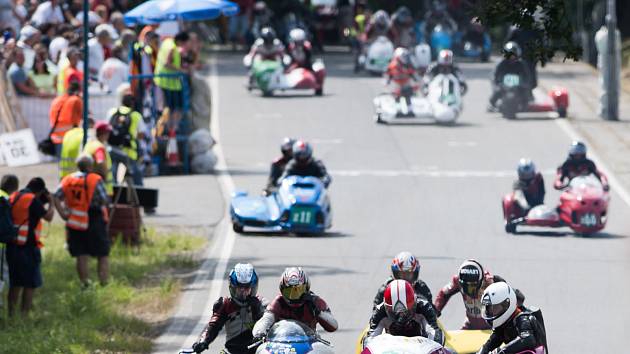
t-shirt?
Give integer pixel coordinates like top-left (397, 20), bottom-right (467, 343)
top-left (30, 1), bottom-right (65, 26)
top-left (49, 36), bottom-right (68, 63)
top-left (98, 57), bottom-right (129, 93)
top-left (8, 63), bottom-right (27, 85)
top-left (88, 38), bottom-right (105, 77)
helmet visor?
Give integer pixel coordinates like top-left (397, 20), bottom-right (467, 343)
top-left (483, 298), bottom-right (510, 320)
top-left (398, 270), bottom-right (417, 283)
top-left (392, 302), bottom-right (413, 324)
top-left (281, 284), bottom-right (307, 301)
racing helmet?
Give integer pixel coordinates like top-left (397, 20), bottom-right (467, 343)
top-left (568, 141), bottom-right (587, 160)
top-left (289, 28), bottom-right (307, 45)
top-left (391, 251), bottom-right (420, 283)
top-left (279, 267), bottom-right (310, 307)
top-left (384, 279), bottom-right (416, 324)
top-left (280, 137), bottom-right (296, 157)
top-left (469, 17), bottom-right (484, 32)
top-left (517, 158), bottom-right (536, 182)
top-left (254, 1), bottom-right (267, 13)
top-left (393, 6), bottom-right (412, 26)
top-left (372, 10), bottom-right (390, 31)
top-left (228, 263), bottom-right (259, 306)
top-left (503, 41), bottom-right (522, 59)
top-left (481, 282), bottom-right (517, 328)
top-left (261, 27), bottom-right (277, 46)
top-left (292, 140), bottom-right (313, 164)
top-left (394, 47), bottom-right (412, 66)
top-left (458, 259), bottom-right (484, 298)
top-left (437, 49), bottom-right (454, 66)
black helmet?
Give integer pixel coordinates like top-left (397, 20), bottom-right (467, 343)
top-left (458, 260), bottom-right (484, 298)
top-left (261, 27), bottom-right (276, 45)
top-left (280, 137), bottom-right (296, 156)
top-left (503, 41), bottom-right (522, 58)
top-left (394, 6), bottom-right (412, 26)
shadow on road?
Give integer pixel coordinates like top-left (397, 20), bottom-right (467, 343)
top-left (237, 230), bottom-right (352, 239)
top-left (513, 230), bottom-right (568, 237)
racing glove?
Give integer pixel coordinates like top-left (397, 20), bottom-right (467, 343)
top-left (192, 341), bottom-right (208, 353)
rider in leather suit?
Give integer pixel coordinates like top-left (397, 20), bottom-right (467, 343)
top-left (477, 282), bottom-right (547, 354)
top-left (287, 28), bottom-right (313, 71)
top-left (192, 264), bottom-right (266, 353)
top-left (434, 260), bottom-right (525, 330)
top-left (488, 42), bottom-right (533, 112)
top-left (267, 137), bottom-right (295, 191)
top-left (424, 49), bottom-right (467, 94)
top-left (368, 280), bottom-right (444, 345)
top-left (252, 267), bottom-right (338, 339)
top-left (554, 141), bottom-right (609, 190)
top-left (279, 140), bottom-right (331, 188)
top-left (511, 158), bottom-right (545, 218)
top-left (373, 252), bottom-right (433, 310)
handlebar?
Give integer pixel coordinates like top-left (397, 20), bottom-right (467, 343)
top-left (247, 338), bottom-right (265, 350)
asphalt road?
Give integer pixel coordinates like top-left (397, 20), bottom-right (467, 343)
top-left (167, 53), bottom-right (630, 353)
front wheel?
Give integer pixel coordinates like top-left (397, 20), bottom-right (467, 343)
top-left (315, 88), bottom-right (323, 96)
top-left (233, 223), bottom-right (244, 233)
top-left (374, 113), bottom-right (385, 124)
top-left (505, 222), bottom-right (516, 234)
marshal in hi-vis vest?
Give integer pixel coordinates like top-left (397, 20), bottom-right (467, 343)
top-left (10, 192), bottom-right (43, 248)
top-left (60, 173), bottom-right (107, 231)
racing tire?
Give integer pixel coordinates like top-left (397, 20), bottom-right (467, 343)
top-left (262, 90), bottom-right (272, 97)
top-left (481, 52), bottom-right (490, 62)
top-left (557, 107), bottom-right (567, 118)
top-left (232, 223), bottom-right (244, 233)
top-left (315, 88), bottom-right (323, 96)
top-left (374, 113), bottom-right (385, 124)
top-left (505, 222), bottom-right (516, 234)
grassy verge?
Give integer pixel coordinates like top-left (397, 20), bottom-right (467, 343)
top-left (0, 224), bottom-right (205, 353)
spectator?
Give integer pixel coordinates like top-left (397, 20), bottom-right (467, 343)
top-left (2, 0), bottom-right (28, 35)
top-left (49, 80), bottom-right (82, 151)
top-left (109, 11), bottom-right (126, 37)
top-left (0, 174), bottom-right (18, 199)
top-left (9, 47), bottom-right (52, 97)
top-left (29, 47), bottom-right (56, 95)
top-left (116, 28), bottom-right (136, 61)
top-left (30, 0), bottom-right (65, 27)
top-left (83, 121), bottom-right (114, 196)
top-left (108, 83), bottom-right (145, 186)
top-left (7, 177), bottom-right (55, 316)
top-left (49, 30), bottom-right (71, 64)
top-left (17, 24), bottom-right (40, 71)
top-left (229, 0), bottom-right (253, 45)
top-left (54, 154), bottom-right (110, 288)
top-left (88, 24), bottom-right (113, 79)
top-left (130, 30), bottom-right (159, 111)
top-left (154, 31), bottom-right (190, 128)
top-left (75, 8), bottom-right (103, 27)
top-left (98, 44), bottom-right (128, 93)
top-left (57, 46), bottom-right (83, 95)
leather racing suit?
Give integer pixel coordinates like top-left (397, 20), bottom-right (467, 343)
top-left (279, 159), bottom-right (331, 187)
top-left (252, 292), bottom-right (338, 337)
top-left (554, 158), bottom-right (608, 190)
top-left (511, 172), bottom-right (545, 217)
top-left (195, 296), bottom-right (267, 353)
top-left (478, 309), bottom-right (547, 354)
top-left (488, 58), bottom-right (533, 107)
top-left (367, 297), bottom-right (443, 344)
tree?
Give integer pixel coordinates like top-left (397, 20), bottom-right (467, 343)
top-left (466, 0), bottom-right (581, 65)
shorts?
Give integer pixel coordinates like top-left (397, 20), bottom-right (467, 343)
top-left (67, 209), bottom-right (110, 258)
top-left (162, 88), bottom-right (183, 111)
top-left (5, 244), bottom-right (43, 288)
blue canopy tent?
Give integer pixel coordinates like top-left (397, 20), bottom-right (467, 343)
top-left (124, 0), bottom-right (240, 26)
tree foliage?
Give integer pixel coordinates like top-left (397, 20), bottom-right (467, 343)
top-left (468, 0), bottom-right (582, 64)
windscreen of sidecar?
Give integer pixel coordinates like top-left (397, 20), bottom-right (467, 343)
top-left (267, 321), bottom-right (316, 343)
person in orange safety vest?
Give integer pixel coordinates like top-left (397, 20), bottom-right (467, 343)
top-left (6, 177), bottom-right (55, 316)
top-left (53, 154), bottom-right (110, 288)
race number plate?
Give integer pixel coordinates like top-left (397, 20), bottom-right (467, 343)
top-left (290, 206), bottom-right (316, 225)
top-left (503, 74), bottom-right (520, 87)
top-left (580, 213), bottom-right (597, 227)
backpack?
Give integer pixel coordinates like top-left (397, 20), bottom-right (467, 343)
top-left (0, 197), bottom-right (17, 244)
top-left (108, 109), bottom-right (133, 148)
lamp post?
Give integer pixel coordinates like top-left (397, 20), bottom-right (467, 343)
top-left (605, 0), bottom-right (619, 120)
top-left (82, 0), bottom-right (89, 145)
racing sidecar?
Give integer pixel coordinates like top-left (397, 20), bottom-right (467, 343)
top-left (361, 334), bottom-right (449, 354)
top-left (356, 36), bottom-right (395, 74)
top-left (503, 174), bottom-right (610, 235)
top-left (496, 74), bottom-right (569, 119)
top-left (373, 73), bottom-right (463, 124)
top-left (254, 320), bottom-right (334, 354)
top-left (230, 176), bottom-right (332, 234)
top-left (245, 56), bottom-right (325, 96)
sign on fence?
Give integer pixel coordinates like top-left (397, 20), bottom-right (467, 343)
top-left (0, 129), bottom-right (41, 166)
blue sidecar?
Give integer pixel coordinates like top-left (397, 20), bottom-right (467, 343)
top-left (230, 176), bottom-right (332, 234)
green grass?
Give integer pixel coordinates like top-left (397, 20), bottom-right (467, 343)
top-left (0, 224), bottom-right (205, 354)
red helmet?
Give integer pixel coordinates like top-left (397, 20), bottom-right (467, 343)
top-left (437, 49), bottom-right (454, 66)
top-left (384, 279), bottom-right (416, 323)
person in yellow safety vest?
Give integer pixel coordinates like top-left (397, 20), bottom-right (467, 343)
top-left (59, 126), bottom-right (83, 179)
top-left (6, 177), bottom-right (55, 316)
top-left (107, 84), bottom-right (146, 186)
top-left (84, 121), bottom-right (114, 196)
top-left (53, 154), bottom-right (110, 288)
top-left (154, 31), bottom-right (191, 126)
top-left (0, 174), bottom-right (18, 200)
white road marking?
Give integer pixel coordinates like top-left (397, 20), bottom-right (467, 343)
top-left (555, 119), bottom-right (630, 207)
top-left (156, 56), bottom-right (237, 353)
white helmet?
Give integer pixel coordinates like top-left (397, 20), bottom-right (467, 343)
top-left (289, 28), bottom-right (307, 43)
top-left (517, 158), bottom-right (536, 181)
top-left (394, 47), bottom-right (411, 66)
top-left (481, 282), bottom-right (517, 329)
top-left (437, 49), bottom-right (454, 66)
